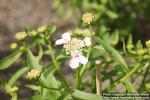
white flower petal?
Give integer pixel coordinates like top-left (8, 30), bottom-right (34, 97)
top-left (62, 32), bottom-right (71, 42)
top-left (70, 50), bottom-right (81, 57)
top-left (55, 39), bottom-right (65, 45)
top-left (79, 54), bottom-right (88, 64)
top-left (84, 37), bottom-right (91, 46)
top-left (69, 57), bottom-right (79, 69)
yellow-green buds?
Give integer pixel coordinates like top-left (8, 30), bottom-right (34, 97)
top-left (29, 30), bottom-right (37, 36)
top-left (26, 69), bottom-right (40, 79)
top-left (15, 32), bottom-right (27, 41)
top-left (146, 40), bottom-right (150, 47)
top-left (126, 44), bottom-right (134, 50)
top-left (9, 86), bottom-right (18, 93)
top-left (10, 42), bottom-right (17, 49)
top-left (82, 13), bottom-right (94, 24)
top-left (37, 24), bottom-right (47, 33)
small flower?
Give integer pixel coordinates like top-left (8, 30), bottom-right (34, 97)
top-left (10, 42), bottom-right (17, 49)
top-left (63, 38), bottom-right (85, 54)
top-left (29, 30), bottom-right (37, 36)
top-left (146, 40), bottom-right (150, 47)
top-left (37, 24), bottom-right (47, 33)
top-left (26, 69), bottom-right (40, 80)
top-left (55, 32), bottom-right (71, 45)
top-left (82, 13), bottom-right (94, 24)
top-left (15, 32), bottom-right (27, 40)
top-left (10, 86), bottom-right (18, 93)
top-left (69, 50), bottom-right (88, 69)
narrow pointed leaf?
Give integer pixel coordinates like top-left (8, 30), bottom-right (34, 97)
top-left (0, 50), bottom-right (22, 70)
top-left (94, 36), bottom-right (129, 73)
top-left (27, 49), bottom-right (41, 70)
top-left (8, 67), bottom-right (29, 86)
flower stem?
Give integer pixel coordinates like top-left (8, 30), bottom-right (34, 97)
top-left (45, 38), bottom-right (69, 87)
top-left (76, 68), bottom-right (81, 89)
top-left (80, 25), bottom-right (93, 76)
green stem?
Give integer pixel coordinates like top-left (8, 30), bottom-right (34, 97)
top-left (76, 68), bottom-right (81, 89)
top-left (45, 38), bottom-right (69, 87)
top-left (92, 69), bottom-right (96, 93)
top-left (80, 25), bottom-right (93, 76)
top-left (108, 63), bottom-right (141, 90)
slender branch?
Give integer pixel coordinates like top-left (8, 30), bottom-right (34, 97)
top-left (76, 68), bottom-right (81, 89)
top-left (80, 25), bottom-right (93, 76)
top-left (108, 63), bottom-right (141, 90)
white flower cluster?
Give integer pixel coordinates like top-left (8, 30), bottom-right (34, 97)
top-left (55, 32), bottom-right (91, 69)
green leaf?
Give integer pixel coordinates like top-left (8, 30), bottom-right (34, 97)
top-left (37, 45), bottom-right (43, 61)
top-left (109, 30), bottom-right (119, 46)
top-left (49, 24), bottom-right (57, 34)
top-left (94, 36), bottom-right (129, 73)
top-left (25, 84), bottom-right (41, 92)
top-left (91, 45), bottom-right (105, 59)
top-left (27, 49), bottom-right (41, 70)
top-left (72, 89), bottom-right (102, 100)
top-left (106, 10), bottom-right (119, 19)
top-left (29, 95), bottom-right (42, 100)
top-left (0, 50), bottom-right (22, 70)
top-left (8, 67), bottom-right (29, 86)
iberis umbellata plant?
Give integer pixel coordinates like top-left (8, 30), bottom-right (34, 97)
top-left (0, 12), bottom-right (149, 100)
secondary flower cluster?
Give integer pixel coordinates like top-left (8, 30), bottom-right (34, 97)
top-left (26, 69), bottom-right (40, 80)
top-left (10, 25), bottom-right (47, 49)
top-left (55, 32), bottom-right (91, 69)
top-left (9, 86), bottom-right (18, 93)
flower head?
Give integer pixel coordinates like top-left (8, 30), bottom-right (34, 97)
top-left (10, 42), bottom-right (17, 49)
top-left (29, 30), bottom-right (37, 36)
top-left (10, 86), bottom-right (18, 93)
top-left (37, 24), bottom-right (47, 33)
top-left (63, 38), bottom-right (85, 53)
top-left (82, 13), bottom-right (94, 24)
top-left (146, 40), bottom-right (150, 47)
top-left (15, 32), bottom-right (27, 40)
top-left (55, 32), bottom-right (91, 69)
top-left (26, 69), bottom-right (40, 79)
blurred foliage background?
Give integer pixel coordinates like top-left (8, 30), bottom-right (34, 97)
top-left (54, 0), bottom-right (150, 43)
